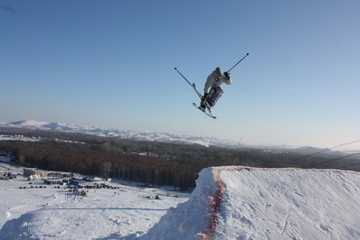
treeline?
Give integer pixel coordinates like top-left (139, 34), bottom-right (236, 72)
top-left (1, 140), bottom-right (202, 190)
top-left (1, 127), bottom-right (359, 190)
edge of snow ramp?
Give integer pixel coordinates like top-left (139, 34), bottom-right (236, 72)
top-left (140, 166), bottom-right (360, 240)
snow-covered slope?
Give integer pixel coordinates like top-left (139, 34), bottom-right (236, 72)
top-left (142, 167), bottom-right (360, 240)
top-left (1, 164), bottom-right (359, 239)
top-left (0, 120), bottom-right (240, 147)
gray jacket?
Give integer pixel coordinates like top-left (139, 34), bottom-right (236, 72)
top-left (203, 67), bottom-right (232, 94)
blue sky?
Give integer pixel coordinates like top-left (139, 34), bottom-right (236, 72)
top-left (1, 1), bottom-right (360, 150)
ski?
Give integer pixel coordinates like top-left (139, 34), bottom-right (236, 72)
top-left (192, 84), bottom-right (216, 119)
top-left (193, 103), bottom-right (216, 119)
top-left (191, 83), bottom-right (203, 100)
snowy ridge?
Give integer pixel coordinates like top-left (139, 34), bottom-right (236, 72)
top-left (0, 120), bottom-right (241, 147)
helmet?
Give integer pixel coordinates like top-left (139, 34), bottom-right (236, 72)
top-left (214, 67), bottom-right (222, 80)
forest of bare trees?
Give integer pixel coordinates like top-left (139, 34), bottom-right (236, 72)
top-left (1, 127), bottom-right (359, 191)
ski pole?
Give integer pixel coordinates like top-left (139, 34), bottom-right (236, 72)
top-left (174, 67), bottom-right (203, 99)
top-left (174, 67), bottom-right (193, 87)
top-left (227, 53), bottom-right (249, 73)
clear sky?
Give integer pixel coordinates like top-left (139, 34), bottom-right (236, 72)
top-left (1, 1), bottom-right (360, 150)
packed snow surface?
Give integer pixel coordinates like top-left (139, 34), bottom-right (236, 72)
top-left (143, 167), bottom-right (360, 239)
top-left (1, 163), bottom-right (360, 239)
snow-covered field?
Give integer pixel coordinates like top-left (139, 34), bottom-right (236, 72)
top-left (1, 159), bottom-right (360, 240)
top-left (0, 161), bottom-right (189, 240)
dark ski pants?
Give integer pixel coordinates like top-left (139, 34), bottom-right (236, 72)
top-left (207, 87), bottom-right (224, 107)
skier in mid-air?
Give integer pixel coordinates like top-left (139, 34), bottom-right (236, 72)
top-left (174, 53), bottom-right (248, 119)
top-left (199, 67), bottom-right (232, 111)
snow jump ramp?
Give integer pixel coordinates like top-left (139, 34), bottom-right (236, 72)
top-left (141, 166), bottom-right (360, 240)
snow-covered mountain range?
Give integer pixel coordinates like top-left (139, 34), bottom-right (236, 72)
top-left (0, 120), bottom-right (242, 148)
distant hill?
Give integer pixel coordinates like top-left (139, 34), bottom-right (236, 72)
top-left (0, 120), bottom-right (243, 148)
top-left (0, 120), bottom-right (357, 159)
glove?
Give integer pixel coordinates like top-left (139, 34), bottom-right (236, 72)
top-left (224, 72), bottom-right (230, 80)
